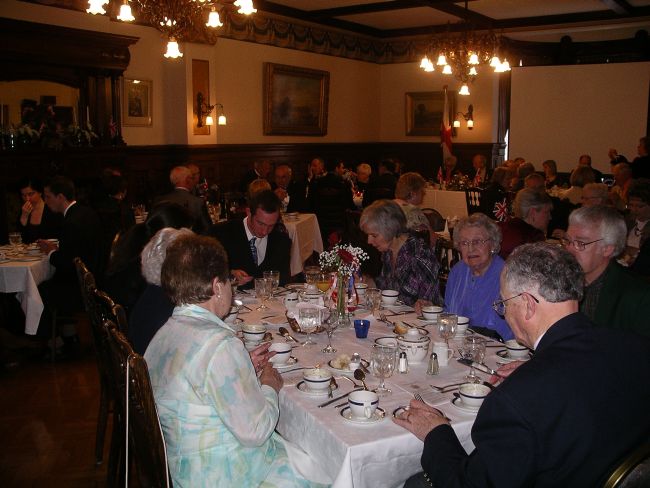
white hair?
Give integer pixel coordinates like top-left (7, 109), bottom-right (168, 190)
top-left (141, 227), bottom-right (194, 285)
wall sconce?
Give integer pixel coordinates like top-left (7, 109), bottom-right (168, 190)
top-left (453, 104), bottom-right (474, 130)
top-left (197, 92), bottom-right (227, 127)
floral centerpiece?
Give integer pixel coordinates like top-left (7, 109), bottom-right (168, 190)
top-left (319, 244), bottom-right (368, 326)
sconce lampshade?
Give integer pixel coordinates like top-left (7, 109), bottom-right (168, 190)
top-left (467, 119), bottom-right (474, 129)
top-left (453, 120), bottom-right (461, 128)
top-left (218, 114), bottom-right (227, 125)
top-left (205, 115), bottom-right (214, 126)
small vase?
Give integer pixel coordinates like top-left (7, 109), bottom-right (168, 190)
top-left (335, 272), bottom-right (352, 328)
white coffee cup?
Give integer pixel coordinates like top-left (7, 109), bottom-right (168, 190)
top-left (456, 316), bottom-right (469, 335)
top-left (348, 390), bottom-right (379, 419)
top-left (432, 341), bottom-right (454, 366)
top-left (354, 283), bottom-right (368, 297)
top-left (268, 342), bottom-right (292, 365)
top-left (242, 324), bottom-right (266, 343)
top-left (422, 305), bottom-right (443, 321)
top-left (381, 289), bottom-right (399, 305)
top-left (284, 292), bottom-right (299, 308)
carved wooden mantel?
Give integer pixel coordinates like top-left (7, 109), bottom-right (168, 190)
top-left (0, 17), bottom-right (139, 144)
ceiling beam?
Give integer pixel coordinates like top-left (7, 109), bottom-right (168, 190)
top-left (599, 0), bottom-right (632, 15)
top-left (413, 0), bottom-right (495, 28)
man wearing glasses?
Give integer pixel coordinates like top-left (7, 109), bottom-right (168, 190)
top-left (562, 205), bottom-right (650, 337)
top-left (395, 242), bottom-right (650, 487)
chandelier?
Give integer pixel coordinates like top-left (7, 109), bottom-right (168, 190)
top-left (86, 0), bottom-right (257, 58)
top-left (419, 2), bottom-right (510, 96)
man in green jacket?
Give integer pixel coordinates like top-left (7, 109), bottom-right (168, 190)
top-left (562, 205), bottom-right (650, 337)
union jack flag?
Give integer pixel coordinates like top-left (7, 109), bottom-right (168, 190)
top-left (493, 198), bottom-right (509, 221)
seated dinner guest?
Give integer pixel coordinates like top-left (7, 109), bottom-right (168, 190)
top-left (396, 242), bottom-right (650, 488)
top-left (154, 165), bottom-right (211, 232)
top-left (272, 164), bottom-right (306, 213)
top-left (498, 188), bottom-right (551, 259)
top-left (145, 235), bottom-right (321, 487)
top-left (360, 200), bottom-right (441, 306)
top-left (419, 213), bottom-right (513, 341)
top-left (208, 189), bottom-right (291, 287)
top-left (128, 227), bottom-right (193, 355)
top-left (17, 177), bottom-right (62, 243)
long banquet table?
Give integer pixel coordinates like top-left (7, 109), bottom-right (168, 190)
top-left (236, 291), bottom-right (503, 488)
top-left (0, 247), bottom-right (54, 335)
top-left (420, 187), bottom-right (468, 219)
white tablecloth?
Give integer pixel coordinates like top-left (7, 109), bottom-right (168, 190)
top-left (0, 255), bottom-right (54, 335)
top-left (237, 296), bottom-right (500, 488)
top-left (283, 213), bottom-right (324, 276)
top-left (420, 188), bottom-right (468, 219)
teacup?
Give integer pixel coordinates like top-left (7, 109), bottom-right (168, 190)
top-left (432, 341), bottom-right (454, 366)
top-left (422, 305), bottom-right (443, 321)
top-left (348, 390), bottom-right (379, 419)
top-left (269, 342), bottom-right (292, 365)
top-left (458, 383), bottom-right (491, 408)
top-left (354, 283), bottom-right (368, 297)
top-left (397, 335), bottom-right (430, 364)
top-left (284, 292), bottom-right (299, 308)
top-left (381, 289), bottom-right (399, 305)
top-left (302, 368), bottom-right (332, 392)
top-left (505, 339), bottom-right (529, 359)
top-left (224, 306), bottom-right (239, 324)
top-left (456, 316), bottom-right (469, 335)
top-left (242, 324), bottom-right (266, 343)
top-left (374, 336), bottom-right (398, 348)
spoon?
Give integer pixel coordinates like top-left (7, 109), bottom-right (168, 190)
top-left (328, 377), bottom-right (337, 398)
top-left (354, 368), bottom-right (369, 391)
top-left (279, 326), bottom-right (301, 344)
top-left (262, 332), bottom-right (273, 342)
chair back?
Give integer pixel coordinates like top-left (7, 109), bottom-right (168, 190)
top-left (465, 188), bottom-right (482, 215)
top-left (95, 289), bottom-right (129, 335)
top-left (603, 442), bottom-right (650, 488)
top-left (106, 321), bottom-right (172, 488)
top-left (421, 207), bottom-right (446, 232)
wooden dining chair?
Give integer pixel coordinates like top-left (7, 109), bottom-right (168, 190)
top-left (421, 207), bottom-right (446, 232)
top-left (105, 321), bottom-right (172, 487)
top-left (603, 442), bottom-right (650, 488)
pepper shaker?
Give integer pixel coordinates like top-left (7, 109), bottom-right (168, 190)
top-left (398, 351), bottom-right (409, 374)
top-left (426, 352), bottom-right (439, 375)
top-left (349, 352), bottom-right (361, 371)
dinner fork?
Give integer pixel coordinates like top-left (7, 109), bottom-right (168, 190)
top-left (414, 393), bottom-right (426, 403)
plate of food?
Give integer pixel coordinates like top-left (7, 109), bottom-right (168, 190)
top-left (327, 354), bottom-right (370, 375)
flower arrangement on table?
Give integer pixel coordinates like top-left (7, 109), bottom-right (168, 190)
top-left (319, 244), bottom-right (368, 326)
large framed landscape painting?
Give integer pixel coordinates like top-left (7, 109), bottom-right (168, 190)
top-left (405, 90), bottom-right (455, 136)
top-left (263, 63), bottom-right (329, 136)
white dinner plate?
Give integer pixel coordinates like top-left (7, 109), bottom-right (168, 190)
top-left (273, 356), bottom-right (299, 370)
top-left (296, 380), bottom-right (338, 397)
top-left (451, 396), bottom-right (480, 414)
top-left (340, 406), bottom-right (385, 425)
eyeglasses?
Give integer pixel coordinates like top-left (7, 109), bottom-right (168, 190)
top-left (492, 292), bottom-right (539, 317)
top-left (559, 237), bottom-right (603, 251)
top-left (457, 238), bottom-right (492, 248)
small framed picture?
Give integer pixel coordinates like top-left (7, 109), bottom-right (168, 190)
top-left (122, 78), bottom-right (152, 127)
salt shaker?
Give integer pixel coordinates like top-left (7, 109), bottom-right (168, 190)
top-left (398, 351), bottom-right (409, 374)
top-left (426, 352), bottom-right (439, 375)
top-left (349, 352), bottom-right (361, 371)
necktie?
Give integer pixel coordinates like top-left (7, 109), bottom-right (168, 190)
top-left (249, 237), bottom-right (258, 266)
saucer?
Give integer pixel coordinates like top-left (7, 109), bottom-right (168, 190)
top-left (286, 283), bottom-right (307, 291)
top-left (296, 380), bottom-right (338, 396)
top-left (327, 358), bottom-right (370, 375)
top-left (340, 406), bottom-right (385, 425)
top-left (262, 315), bottom-right (288, 325)
top-left (273, 356), bottom-right (298, 370)
top-left (451, 396), bottom-right (480, 414)
top-left (496, 349), bottom-right (531, 364)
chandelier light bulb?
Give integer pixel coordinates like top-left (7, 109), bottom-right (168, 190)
top-left (501, 59), bottom-right (511, 71)
top-left (437, 54), bottom-right (447, 66)
top-left (490, 55), bottom-right (501, 68)
top-left (469, 66), bottom-right (478, 76)
top-left (218, 114), bottom-right (227, 125)
top-left (206, 9), bottom-right (223, 28)
top-left (424, 59), bottom-right (434, 72)
top-left (459, 84), bottom-right (470, 96)
top-left (86, 0), bottom-right (108, 15)
top-left (164, 39), bottom-right (183, 59)
top-left (117, 2), bottom-right (134, 22)
top-left (442, 65), bottom-right (452, 75)
top-left (420, 55), bottom-right (430, 70)
top-left (235, 0), bottom-right (257, 15)
top-left (468, 52), bottom-right (479, 65)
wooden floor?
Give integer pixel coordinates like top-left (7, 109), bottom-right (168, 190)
top-left (0, 327), bottom-right (110, 487)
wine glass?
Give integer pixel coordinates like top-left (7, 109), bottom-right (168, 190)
top-left (461, 336), bottom-right (487, 383)
top-left (371, 343), bottom-right (397, 396)
top-left (8, 232), bottom-right (22, 251)
top-left (304, 265), bottom-right (320, 289)
top-left (321, 309), bottom-right (339, 353)
top-left (438, 313), bottom-right (458, 349)
top-left (366, 288), bottom-right (382, 317)
top-left (316, 272), bottom-right (333, 293)
top-left (298, 306), bottom-right (320, 347)
top-left (255, 278), bottom-right (272, 310)
top-left (263, 270), bottom-right (280, 298)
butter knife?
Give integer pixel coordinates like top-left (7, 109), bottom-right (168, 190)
top-left (457, 358), bottom-right (505, 378)
top-left (317, 387), bottom-right (363, 408)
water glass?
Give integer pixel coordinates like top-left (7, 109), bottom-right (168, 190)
top-left (304, 265), bottom-right (320, 288)
top-left (461, 336), bottom-right (487, 383)
top-left (299, 306), bottom-right (320, 347)
top-left (255, 278), bottom-right (272, 310)
top-left (366, 288), bottom-right (382, 316)
top-left (8, 232), bottom-right (22, 250)
top-left (322, 310), bottom-right (339, 353)
top-left (371, 343), bottom-right (397, 396)
top-left (438, 313), bottom-right (458, 348)
top-left (263, 270), bottom-right (280, 297)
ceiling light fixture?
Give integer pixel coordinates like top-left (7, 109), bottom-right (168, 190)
top-left (86, 0), bottom-right (256, 58)
top-left (419, 1), bottom-right (510, 88)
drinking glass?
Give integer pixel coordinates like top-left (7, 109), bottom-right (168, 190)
top-left (255, 278), bottom-right (272, 310)
top-left (316, 272), bottom-right (333, 293)
top-left (304, 265), bottom-right (320, 288)
top-left (371, 343), bottom-right (397, 396)
top-left (366, 288), bottom-right (382, 317)
top-left (8, 232), bottom-right (22, 251)
top-left (438, 313), bottom-right (458, 349)
top-left (460, 336), bottom-right (487, 383)
top-left (299, 306), bottom-right (320, 347)
top-left (263, 270), bottom-right (280, 298)
top-left (322, 309), bottom-right (339, 353)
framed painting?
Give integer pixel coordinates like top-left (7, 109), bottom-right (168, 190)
top-left (122, 78), bottom-right (152, 127)
top-left (405, 91), bottom-right (455, 136)
top-left (263, 63), bottom-right (329, 136)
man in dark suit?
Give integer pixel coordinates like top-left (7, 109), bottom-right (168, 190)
top-left (395, 242), bottom-right (650, 487)
top-left (272, 164), bottom-right (306, 213)
top-left (208, 190), bottom-right (291, 287)
top-left (579, 154), bottom-right (603, 183)
top-left (239, 159), bottom-right (272, 193)
top-left (38, 176), bottom-right (105, 340)
top-left (155, 165), bottom-right (211, 232)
